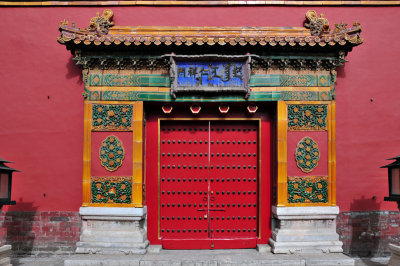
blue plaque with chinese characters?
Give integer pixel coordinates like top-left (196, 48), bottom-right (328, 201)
top-left (169, 55), bottom-right (251, 98)
top-left (176, 61), bottom-right (245, 87)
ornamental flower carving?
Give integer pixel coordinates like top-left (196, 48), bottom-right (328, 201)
top-left (295, 137), bottom-right (320, 173)
top-left (99, 135), bottom-right (124, 172)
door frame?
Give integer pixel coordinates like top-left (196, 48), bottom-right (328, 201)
top-left (145, 103), bottom-right (273, 248)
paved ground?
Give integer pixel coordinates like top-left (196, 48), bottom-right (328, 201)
top-left (10, 250), bottom-right (391, 266)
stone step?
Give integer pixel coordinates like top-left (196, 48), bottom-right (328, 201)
top-left (64, 249), bottom-right (356, 266)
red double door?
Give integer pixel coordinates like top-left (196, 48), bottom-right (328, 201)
top-left (160, 120), bottom-right (259, 249)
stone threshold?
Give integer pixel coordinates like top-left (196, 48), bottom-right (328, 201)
top-left (10, 252), bottom-right (391, 266)
top-left (63, 249), bottom-right (357, 266)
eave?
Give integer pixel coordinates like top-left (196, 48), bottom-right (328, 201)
top-left (58, 10), bottom-right (363, 53)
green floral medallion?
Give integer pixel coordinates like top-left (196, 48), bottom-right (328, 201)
top-left (288, 176), bottom-right (328, 203)
top-left (91, 176), bottom-right (132, 204)
top-left (99, 135), bottom-right (125, 172)
top-left (92, 104), bottom-right (133, 131)
top-left (288, 104), bottom-right (327, 131)
top-left (295, 137), bottom-right (320, 173)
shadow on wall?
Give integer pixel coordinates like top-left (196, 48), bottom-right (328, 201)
top-left (65, 54), bottom-right (83, 84)
top-left (0, 198), bottom-right (38, 256)
top-left (0, 198), bottom-right (82, 257)
top-left (336, 65), bottom-right (346, 79)
top-left (337, 196), bottom-right (400, 257)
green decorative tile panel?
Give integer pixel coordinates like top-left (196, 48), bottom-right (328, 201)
top-left (280, 90), bottom-right (331, 101)
top-left (89, 74), bottom-right (330, 88)
top-left (85, 90), bottom-right (332, 102)
top-left (288, 104), bottom-right (327, 131)
top-left (280, 75), bottom-right (316, 86)
top-left (281, 91), bottom-right (317, 101)
top-left (86, 90), bottom-right (282, 102)
top-left (92, 104), bottom-right (133, 131)
top-left (91, 176), bottom-right (132, 204)
top-left (288, 176), bottom-right (328, 203)
top-left (317, 75), bottom-right (330, 87)
top-left (90, 74), bottom-right (102, 86)
top-left (89, 74), bottom-right (170, 87)
top-left (250, 75), bottom-right (281, 87)
top-left (250, 74), bottom-right (330, 87)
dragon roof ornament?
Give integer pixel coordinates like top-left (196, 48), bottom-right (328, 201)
top-left (87, 9), bottom-right (114, 35)
top-left (58, 10), bottom-right (363, 49)
top-left (304, 10), bottom-right (330, 36)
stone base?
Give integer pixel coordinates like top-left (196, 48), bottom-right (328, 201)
top-left (269, 206), bottom-right (343, 254)
top-left (389, 244), bottom-right (400, 266)
top-left (0, 245), bottom-right (11, 266)
top-left (269, 239), bottom-right (343, 254)
top-left (147, 245), bottom-right (162, 254)
top-left (256, 244), bottom-right (271, 253)
top-left (75, 207), bottom-right (149, 255)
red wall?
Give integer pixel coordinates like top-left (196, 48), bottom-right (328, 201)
top-left (0, 6), bottom-right (399, 212)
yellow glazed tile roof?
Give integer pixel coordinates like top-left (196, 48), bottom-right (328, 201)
top-left (58, 10), bottom-right (363, 48)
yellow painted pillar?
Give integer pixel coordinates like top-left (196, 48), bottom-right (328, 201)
top-left (328, 102), bottom-right (337, 205)
top-left (82, 102), bottom-right (92, 206)
top-left (277, 101), bottom-right (288, 206)
top-left (132, 101), bottom-right (144, 207)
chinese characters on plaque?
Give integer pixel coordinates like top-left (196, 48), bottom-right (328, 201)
top-left (176, 61), bottom-right (245, 87)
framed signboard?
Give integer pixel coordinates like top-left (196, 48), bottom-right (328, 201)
top-left (168, 55), bottom-right (251, 98)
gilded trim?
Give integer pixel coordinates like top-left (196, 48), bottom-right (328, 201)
top-left (3, 1), bottom-right (400, 6)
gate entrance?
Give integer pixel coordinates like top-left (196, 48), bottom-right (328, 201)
top-left (159, 120), bottom-right (259, 249)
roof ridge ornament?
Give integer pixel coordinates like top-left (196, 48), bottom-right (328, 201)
top-left (88, 9), bottom-right (114, 35)
top-left (58, 10), bottom-right (363, 48)
top-left (304, 10), bottom-right (330, 36)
